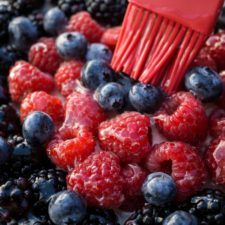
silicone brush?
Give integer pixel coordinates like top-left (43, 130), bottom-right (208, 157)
top-left (111, 0), bottom-right (224, 94)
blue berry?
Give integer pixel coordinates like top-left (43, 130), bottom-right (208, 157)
top-left (56, 32), bottom-right (88, 60)
top-left (0, 137), bottom-right (11, 165)
top-left (81, 60), bottom-right (115, 90)
top-left (142, 172), bottom-right (176, 206)
top-left (48, 190), bottom-right (86, 225)
top-left (22, 111), bottom-right (55, 146)
top-left (44, 7), bottom-right (67, 36)
top-left (95, 82), bottom-right (125, 111)
top-left (163, 211), bottom-right (198, 225)
top-left (86, 43), bottom-right (112, 63)
top-left (129, 83), bottom-right (164, 113)
top-left (185, 67), bottom-right (223, 102)
top-left (8, 17), bottom-right (38, 51)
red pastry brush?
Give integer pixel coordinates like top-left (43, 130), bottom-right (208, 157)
top-left (111, 0), bottom-right (224, 94)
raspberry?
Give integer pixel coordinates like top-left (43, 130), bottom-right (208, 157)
top-left (28, 37), bottom-right (62, 74)
top-left (193, 47), bottom-right (218, 71)
top-left (60, 90), bottom-right (107, 134)
top-left (205, 32), bottom-right (225, 71)
top-left (67, 11), bottom-right (105, 43)
top-left (209, 108), bottom-right (225, 138)
top-left (206, 136), bottom-right (225, 186)
top-left (217, 71), bottom-right (225, 109)
top-left (98, 111), bottom-right (151, 163)
top-left (67, 151), bottom-right (124, 208)
top-left (8, 61), bottom-right (54, 103)
top-left (55, 60), bottom-right (84, 96)
top-left (101, 26), bottom-right (121, 50)
top-left (154, 92), bottom-right (208, 144)
top-left (145, 142), bottom-right (207, 201)
top-left (121, 163), bottom-right (147, 199)
top-left (20, 91), bottom-right (64, 124)
top-left (47, 128), bottom-right (95, 170)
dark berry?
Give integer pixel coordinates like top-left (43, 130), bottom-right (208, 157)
top-left (56, 32), bottom-right (88, 60)
top-left (8, 17), bottom-right (38, 51)
top-left (142, 172), bottom-right (176, 207)
top-left (28, 10), bottom-right (45, 36)
top-left (185, 67), bottom-right (223, 102)
top-left (0, 85), bottom-right (9, 105)
top-left (58, 0), bottom-right (86, 17)
top-left (22, 111), bottom-right (55, 146)
top-left (85, 0), bottom-right (128, 26)
top-left (48, 190), bottom-right (87, 225)
top-left (95, 82), bottom-right (125, 111)
top-left (81, 60), bottom-right (115, 90)
top-left (0, 137), bottom-right (11, 165)
top-left (129, 83), bottom-right (164, 113)
top-left (0, 1), bottom-right (15, 43)
top-left (179, 189), bottom-right (225, 225)
top-left (163, 211), bottom-right (198, 225)
top-left (217, 4), bottom-right (225, 30)
top-left (86, 43), bottom-right (112, 63)
top-left (44, 7), bottom-right (67, 36)
top-left (125, 203), bottom-right (176, 225)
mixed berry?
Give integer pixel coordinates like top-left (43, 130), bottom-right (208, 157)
top-left (0, 1), bottom-right (225, 225)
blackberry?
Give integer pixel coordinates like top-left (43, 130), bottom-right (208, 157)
top-left (125, 203), bottom-right (176, 225)
top-left (0, 1), bottom-right (15, 43)
top-left (179, 189), bottom-right (225, 225)
top-left (28, 10), bottom-right (45, 36)
top-left (8, 0), bottom-right (45, 15)
top-left (85, 0), bottom-right (128, 26)
top-left (217, 3), bottom-right (225, 30)
top-left (0, 177), bottom-right (32, 222)
top-left (58, 0), bottom-right (86, 17)
top-left (29, 169), bottom-right (67, 216)
top-left (0, 45), bottom-right (27, 76)
top-left (81, 208), bottom-right (119, 225)
top-left (0, 104), bottom-right (21, 138)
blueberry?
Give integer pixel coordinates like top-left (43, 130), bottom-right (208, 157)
top-left (185, 67), bottom-right (223, 102)
top-left (56, 32), bottom-right (88, 60)
top-left (8, 17), bottom-right (38, 51)
top-left (142, 172), bottom-right (176, 206)
top-left (129, 83), bottom-right (164, 113)
top-left (48, 190), bottom-right (86, 225)
top-left (44, 7), bottom-right (67, 36)
top-left (22, 111), bottom-right (55, 146)
top-left (0, 137), bottom-right (11, 165)
top-left (81, 60), bottom-right (115, 90)
top-left (95, 82), bottom-right (125, 111)
top-left (163, 211), bottom-right (198, 225)
top-left (86, 43), bottom-right (112, 63)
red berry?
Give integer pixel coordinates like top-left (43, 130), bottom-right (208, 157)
top-left (55, 60), bottom-right (84, 96)
top-left (121, 164), bottom-right (147, 199)
top-left (154, 92), bottom-right (208, 144)
top-left (145, 142), bottom-right (207, 201)
top-left (193, 47), bottom-right (217, 71)
top-left (98, 112), bottom-right (151, 163)
top-left (101, 26), bottom-right (121, 50)
top-left (67, 11), bottom-right (105, 43)
top-left (47, 128), bottom-right (95, 170)
top-left (60, 90), bottom-right (107, 134)
top-left (217, 71), bottom-right (225, 109)
top-left (209, 108), bottom-right (225, 138)
top-left (67, 151), bottom-right (124, 208)
top-left (20, 91), bottom-right (64, 124)
top-left (29, 38), bottom-right (62, 74)
top-left (8, 61), bottom-right (55, 103)
top-left (205, 32), bottom-right (225, 71)
top-left (206, 136), bottom-right (225, 186)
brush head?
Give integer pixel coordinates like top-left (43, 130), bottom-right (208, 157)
top-left (130, 0), bottom-right (224, 35)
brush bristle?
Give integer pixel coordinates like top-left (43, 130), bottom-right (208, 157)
top-left (111, 3), bottom-right (206, 94)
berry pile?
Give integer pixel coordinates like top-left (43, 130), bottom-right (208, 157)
top-left (0, 1), bottom-right (225, 225)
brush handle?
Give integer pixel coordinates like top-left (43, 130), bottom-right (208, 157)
top-left (129, 0), bottom-right (224, 35)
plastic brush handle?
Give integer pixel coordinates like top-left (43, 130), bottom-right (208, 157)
top-left (129, 0), bottom-right (224, 35)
